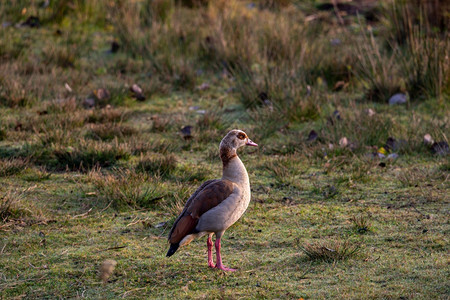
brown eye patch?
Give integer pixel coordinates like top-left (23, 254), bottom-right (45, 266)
top-left (237, 132), bottom-right (246, 140)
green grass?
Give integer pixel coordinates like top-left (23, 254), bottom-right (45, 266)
top-left (0, 0), bottom-right (449, 298)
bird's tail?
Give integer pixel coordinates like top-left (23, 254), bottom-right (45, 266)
top-left (166, 243), bottom-right (179, 257)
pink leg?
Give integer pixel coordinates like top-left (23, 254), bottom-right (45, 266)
top-left (207, 235), bottom-right (214, 268)
top-left (214, 237), bottom-right (236, 271)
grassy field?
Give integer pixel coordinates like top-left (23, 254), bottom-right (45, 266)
top-left (1, 0), bottom-right (449, 298)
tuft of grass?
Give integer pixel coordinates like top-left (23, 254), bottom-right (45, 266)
top-left (300, 239), bottom-right (361, 263)
top-left (87, 107), bottom-right (128, 124)
top-left (85, 123), bottom-right (137, 141)
top-left (87, 168), bottom-right (164, 210)
top-left (0, 158), bottom-right (28, 177)
top-left (136, 154), bottom-right (178, 178)
top-left (21, 167), bottom-right (51, 182)
top-left (354, 27), bottom-right (402, 102)
top-left (0, 189), bottom-right (30, 222)
top-left (350, 215), bottom-right (371, 234)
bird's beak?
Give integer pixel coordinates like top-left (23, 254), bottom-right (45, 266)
top-left (246, 139), bottom-right (258, 147)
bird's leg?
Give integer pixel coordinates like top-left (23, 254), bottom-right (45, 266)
top-left (207, 234), bottom-right (214, 268)
top-left (214, 237), bottom-right (236, 271)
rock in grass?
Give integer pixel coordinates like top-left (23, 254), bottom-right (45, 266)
top-left (423, 134), bottom-right (434, 146)
top-left (366, 108), bottom-right (376, 117)
top-left (93, 88), bottom-right (111, 101)
top-left (84, 88), bottom-right (111, 108)
top-left (82, 97), bottom-right (96, 109)
top-left (339, 137), bottom-right (348, 147)
top-left (385, 137), bottom-right (408, 152)
top-left (21, 16), bottom-right (40, 28)
top-left (99, 259), bottom-right (117, 283)
top-left (196, 82), bottom-right (210, 91)
top-left (333, 81), bottom-right (347, 91)
top-left (389, 93), bottom-right (407, 105)
top-left (333, 110), bottom-right (342, 120)
top-left (307, 130), bottom-right (318, 142)
top-left (387, 153), bottom-right (399, 160)
top-left (181, 125), bottom-right (193, 140)
top-left (111, 41), bottom-right (120, 53)
top-left (431, 141), bottom-right (449, 156)
top-left (130, 84), bottom-right (146, 101)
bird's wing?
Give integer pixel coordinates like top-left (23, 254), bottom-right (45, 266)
top-left (168, 179), bottom-right (234, 244)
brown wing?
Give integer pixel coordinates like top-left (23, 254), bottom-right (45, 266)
top-left (168, 179), bottom-right (217, 239)
top-left (168, 179), bottom-right (234, 244)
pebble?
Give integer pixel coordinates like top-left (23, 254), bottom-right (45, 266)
top-left (389, 93), bottom-right (407, 105)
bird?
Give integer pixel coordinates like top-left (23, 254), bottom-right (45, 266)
top-left (166, 129), bottom-right (258, 271)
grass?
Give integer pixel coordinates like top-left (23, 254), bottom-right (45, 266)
top-left (300, 239), bottom-right (361, 262)
top-left (0, 0), bottom-right (449, 298)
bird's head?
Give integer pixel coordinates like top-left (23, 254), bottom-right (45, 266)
top-left (220, 130), bottom-right (258, 152)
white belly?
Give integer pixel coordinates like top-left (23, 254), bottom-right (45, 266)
top-left (196, 185), bottom-right (251, 233)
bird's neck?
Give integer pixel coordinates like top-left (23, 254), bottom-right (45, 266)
top-left (220, 149), bottom-right (249, 186)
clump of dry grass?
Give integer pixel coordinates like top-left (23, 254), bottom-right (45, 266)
top-left (136, 154), bottom-right (177, 178)
top-left (300, 239), bottom-right (361, 262)
top-left (0, 158), bottom-right (28, 177)
top-left (350, 215), bottom-right (371, 234)
top-left (85, 123), bottom-right (137, 141)
top-left (263, 156), bottom-right (301, 185)
top-left (354, 28), bottom-right (402, 102)
top-left (22, 167), bottom-right (51, 182)
top-left (87, 107), bottom-right (128, 124)
top-left (0, 189), bottom-right (30, 223)
top-left (87, 168), bottom-right (164, 210)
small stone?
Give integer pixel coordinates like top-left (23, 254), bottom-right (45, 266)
top-left (154, 221), bottom-right (167, 228)
top-left (333, 110), bottom-right (342, 120)
top-left (431, 141), bottom-right (449, 156)
top-left (111, 41), bottom-right (120, 53)
top-left (339, 137), bottom-right (348, 147)
top-left (258, 92), bottom-right (269, 102)
top-left (330, 38), bottom-right (341, 46)
top-left (64, 83), bottom-right (72, 93)
top-left (21, 16), bottom-right (40, 28)
top-left (423, 134), bottom-right (434, 146)
top-left (366, 108), bottom-right (376, 117)
top-left (82, 97), bottom-right (96, 109)
top-left (387, 153), bottom-right (399, 160)
top-left (306, 85), bottom-right (312, 96)
top-left (130, 84), bottom-right (142, 95)
top-left (385, 137), bottom-right (396, 152)
top-left (181, 126), bottom-right (193, 140)
top-left (93, 88), bottom-right (111, 101)
top-left (333, 81), bottom-right (347, 91)
top-left (196, 83), bottom-right (210, 91)
top-left (389, 93), bottom-right (407, 105)
top-left (307, 130), bottom-right (318, 142)
top-left (130, 84), bottom-right (146, 101)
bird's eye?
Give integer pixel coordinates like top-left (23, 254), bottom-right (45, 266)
top-left (237, 133), bottom-right (245, 140)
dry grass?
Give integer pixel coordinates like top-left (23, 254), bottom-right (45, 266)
top-left (0, 158), bottom-right (28, 177)
top-left (136, 153), bottom-right (178, 178)
top-left (0, 189), bottom-right (33, 224)
top-left (300, 239), bottom-right (361, 263)
top-left (87, 168), bottom-right (164, 210)
top-left (350, 215), bottom-right (372, 234)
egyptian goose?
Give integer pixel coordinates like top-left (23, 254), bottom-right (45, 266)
top-left (166, 129), bottom-right (257, 271)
